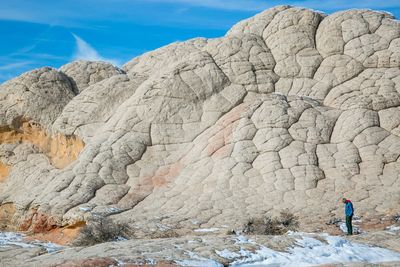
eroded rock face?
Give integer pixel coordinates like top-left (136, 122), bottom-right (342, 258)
top-left (0, 67), bottom-right (76, 130)
top-left (0, 6), bottom-right (399, 235)
top-left (59, 60), bottom-right (125, 93)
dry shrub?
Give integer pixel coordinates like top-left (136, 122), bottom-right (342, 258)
top-left (326, 217), bottom-right (341, 226)
top-left (392, 214), bottom-right (400, 224)
top-left (226, 229), bottom-right (237, 235)
top-left (243, 210), bottom-right (299, 235)
top-left (279, 210), bottom-right (299, 229)
top-left (73, 216), bottom-right (132, 246)
top-left (148, 229), bottom-right (179, 239)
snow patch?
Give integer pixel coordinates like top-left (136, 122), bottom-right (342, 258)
top-left (339, 222), bottom-right (362, 234)
top-left (115, 236), bottom-right (128, 242)
top-left (386, 225), bottom-right (400, 232)
top-left (79, 206), bottom-right (92, 212)
top-left (156, 223), bottom-right (172, 231)
top-left (31, 241), bottom-right (64, 253)
top-left (0, 232), bottom-right (35, 248)
top-left (216, 249), bottom-right (241, 259)
top-left (339, 222), bottom-right (348, 233)
top-left (176, 250), bottom-right (223, 267)
top-left (232, 233), bottom-right (400, 266)
top-left (234, 235), bottom-right (254, 244)
top-left (194, 228), bottom-right (220, 233)
top-left (106, 207), bottom-right (120, 213)
top-left (176, 259), bottom-right (223, 267)
top-left (0, 231), bottom-right (64, 253)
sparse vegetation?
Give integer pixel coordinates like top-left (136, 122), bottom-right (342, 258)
top-left (242, 210), bottom-right (299, 235)
top-left (226, 229), bottom-right (237, 235)
top-left (326, 218), bottom-right (342, 226)
top-left (392, 214), bottom-right (400, 224)
top-left (279, 210), bottom-right (299, 229)
top-left (148, 229), bottom-right (179, 239)
top-left (73, 216), bottom-right (132, 246)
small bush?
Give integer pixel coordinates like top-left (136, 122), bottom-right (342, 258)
top-left (279, 210), bottom-right (299, 230)
top-left (242, 211), bottom-right (299, 235)
top-left (148, 229), bottom-right (179, 239)
top-left (74, 216), bottom-right (132, 246)
top-left (392, 214), bottom-right (400, 224)
top-left (226, 229), bottom-right (237, 235)
top-left (326, 217), bottom-right (342, 226)
top-left (243, 217), bottom-right (283, 235)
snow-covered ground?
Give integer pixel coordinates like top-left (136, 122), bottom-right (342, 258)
top-left (176, 250), bottom-right (223, 267)
top-left (226, 232), bottom-right (400, 266)
top-left (194, 228), bottom-right (220, 233)
top-left (338, 222), bottom-right (362, 234)
top-left (386, 225), bottom-right (400, 233)
top-left (174, 232), bottom-right (400, 267)
top-left (2, 230), bottom-right (400, 266)
top-left (0, 231), bottom-right (64, 253)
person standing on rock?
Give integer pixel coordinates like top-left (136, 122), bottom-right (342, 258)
top-left (342, 198), bottom-right (354, 235)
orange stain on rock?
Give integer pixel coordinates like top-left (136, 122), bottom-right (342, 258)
top-left (27, 221), bottom-right (86, 246)
top-left (0, 118), bottom-right (84, 169)
top-left (0, 204), bottom-right (84, 245)
top-left (0, 162), bottom-right (10, 182)
top-left (19, 208), bottom-right (56, 233)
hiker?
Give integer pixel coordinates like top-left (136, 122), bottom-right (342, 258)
top-left (342, 198), bottom-right (354, 235)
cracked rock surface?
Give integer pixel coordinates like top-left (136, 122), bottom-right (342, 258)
top-left (0, 6), bottom-right (399, 234)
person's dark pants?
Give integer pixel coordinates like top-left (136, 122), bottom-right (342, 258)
top-left (346, 215), bottom-right (353, 235)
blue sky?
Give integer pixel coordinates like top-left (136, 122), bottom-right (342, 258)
top-left (1, 0), bottom-right (400, 83)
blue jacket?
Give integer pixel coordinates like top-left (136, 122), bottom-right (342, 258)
top-left (345, 200), bottom-right (354, 216)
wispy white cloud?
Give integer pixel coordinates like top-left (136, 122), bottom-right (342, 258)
top-left (72, 34), bottom-right (120, 66)
top-left (145, 0), bottom-right (400, 11)
top-left (0, 60), bottom-right (35, 83)
top-left (0, 61), bottom-right (33, 71)
top-left (289, 0), bottom-right (400, 11)
top-left (2, 0), bottom-right (399, 25)
top-left (72, 34), bottom-right (103, 61)
top-left (144, 0), bottom-right (271, 11)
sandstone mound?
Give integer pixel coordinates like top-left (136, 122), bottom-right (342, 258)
top-left (0, 67), bottom-right (76, 129)
top-left (0, 6), bottom-right (399, 236)
top-left (59, 60), bottom-right (125, 93)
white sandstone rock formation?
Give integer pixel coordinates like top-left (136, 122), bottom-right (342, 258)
top-left (0, 6), bottom-right (399, 235)
top-left (59, 60), bottom-right (125, 93)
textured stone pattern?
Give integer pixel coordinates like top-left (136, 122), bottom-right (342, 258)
top-left (0, 6), bottom-right (399, 232)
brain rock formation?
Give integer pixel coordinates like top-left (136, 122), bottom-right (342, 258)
top-left (0, 6), bottom-right (399, 234)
